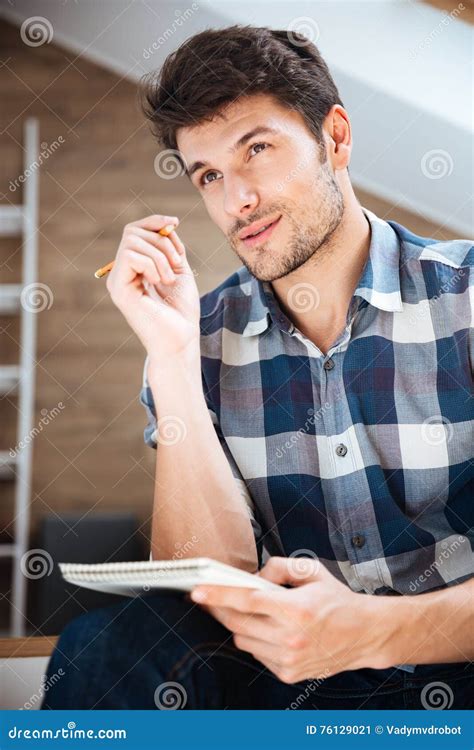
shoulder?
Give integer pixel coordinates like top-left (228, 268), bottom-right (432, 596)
top-left (199, 267), bottom-right (270, 402)
top-left (199, 266), bottom-right (265, 337)
top-left (389, 220), bottom-right (473, 270)
top-left (389, 221), bottom-right (473, 301)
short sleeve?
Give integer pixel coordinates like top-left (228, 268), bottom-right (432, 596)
top-left (138, 356), bottom-right (263, 547)
top-left (138, 355), bottom-right (160, 449)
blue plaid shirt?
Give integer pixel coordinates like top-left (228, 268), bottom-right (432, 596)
top-left (140, 207), bottom-right (473, 668)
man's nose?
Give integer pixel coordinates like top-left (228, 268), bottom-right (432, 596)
top-left (223, 175), bottom-right (259, 217)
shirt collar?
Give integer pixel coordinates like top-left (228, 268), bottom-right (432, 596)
top-left (241, 206), bottom-right (403, 337)
top-left (354, 207), bottom-right (404, 313)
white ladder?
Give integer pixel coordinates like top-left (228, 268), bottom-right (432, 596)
top-left (0, 118), bottom-right (39, 636)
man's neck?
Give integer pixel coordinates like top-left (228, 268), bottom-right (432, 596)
top-left (271, 200), bottom-right (371, 354)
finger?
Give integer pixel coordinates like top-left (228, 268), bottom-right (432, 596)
top-left (199, 604), bottom-right (275, 639)
top-left (166, 229), bottom-right (186, 257)
top-left (128, 214), bottom-right (179, 232)
top-left (126, 236), bottom-right (176, 285)
top-left (258, 656), bottom-right (297, 683)
top-left (110, 244), bottom-right (169, 291)
top-left (232, 634), bottom-right (285, 665)
top-left (193, 603), bottom-right (238, 633)
top-left (191, 585), bottom-right (277, 616)
top-left (119, 249), bottom-right (162, 287)
top-left (131, 227), bottom-right (183, 268)
top-left (258, 556), bottom-right (321, 586)
top-left (211, 608), bottom-right (277, 642)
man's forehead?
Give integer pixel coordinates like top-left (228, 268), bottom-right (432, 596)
top-left (176, 94), bottom-right (296, 163)
top-left (176, 94), bottom-right (288, 151)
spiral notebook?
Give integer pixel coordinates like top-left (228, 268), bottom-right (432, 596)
top-left (59, 557), bottom-right (279, 597)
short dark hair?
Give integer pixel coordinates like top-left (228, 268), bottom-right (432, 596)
top-left (140, 25), bottom-right (343, 166)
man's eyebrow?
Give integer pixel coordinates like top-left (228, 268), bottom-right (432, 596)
top-left (186, 125), bottom-right (279, 179)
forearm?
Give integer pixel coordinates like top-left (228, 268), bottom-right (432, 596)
top-left (371, 579), bottom-right (473, 668)
top-left (147, 352), bottom-right (258, 571)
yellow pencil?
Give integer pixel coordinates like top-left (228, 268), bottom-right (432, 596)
top-left (94, 223), bottom-right (177, 278)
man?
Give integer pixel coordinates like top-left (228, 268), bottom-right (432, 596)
top-left (42, 25), bottom-right (473, 710)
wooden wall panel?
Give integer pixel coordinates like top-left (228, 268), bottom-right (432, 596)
top-left (0, 18), bottom-right (459, 558)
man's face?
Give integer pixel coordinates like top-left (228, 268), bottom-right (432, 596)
top-left (176, 93), bottom-right (344, 282)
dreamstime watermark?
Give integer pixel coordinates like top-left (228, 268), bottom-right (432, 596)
top-left (276, 157), bottom-right (311, 192)
top-left (409, 3), bottom-right (465, 60)
top-left (9, 137), bottom-right (65, 193)
top-left (275, 404), bottom-right (331, 459)
top-left (421, 149), bottom-right (454, 180)
top-left (286, 668), bottom-right (331, 709)
top-left (21, 668), bottom-right (65, 710)
top-left (287, 549), bottom-right (320, 580)
top-left (153, 415), bottom-right (187, 446)
top-left (173, 535), bottom-right (199, 559)
top-left (154, 149), bottom-right (187, 180)
top-left (20, 16), bottom-right (53, 47)
top-left (409, 535), bottom-right (467, 592)
top-left (8, 723), bottom-right (127, 740)
top-left (20, 282), bottom-right (54, 313)
top-left (154, 681), bottom-right (188, 709)
top-left (20, 549), bottom-right (54, 580)
top-left (406, 268), bottom-right (465, 325)
top-left (143, 4), bottom-right (199, 59)
top-left (143, 535), bottom-right (199, 592)
top-left (421, 681), bottom-right (454, 710)
top-left (287, 17), bottom-right (320, 46)
top-left (10, 402), bottom-right (65, 458)
top-left (287, 282), bottom-right (320, 313)
top-left (162, 267), bottom-right (199, 305)
top-left (138, 267), bottom-right (199, 336)
top-left (421, 415), bottom-right (454, 446)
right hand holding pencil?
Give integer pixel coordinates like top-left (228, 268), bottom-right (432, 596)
top-left (105, 214), bottom-right (201, 360)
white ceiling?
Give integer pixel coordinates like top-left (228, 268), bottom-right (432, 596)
top-left (2, 0), bottom-right (472, 235)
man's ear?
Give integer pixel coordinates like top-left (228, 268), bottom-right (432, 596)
top-left (324, 105), bottom-right (351, 171)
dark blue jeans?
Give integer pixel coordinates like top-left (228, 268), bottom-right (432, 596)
top-left (41, 591), bottom-right (473, 710)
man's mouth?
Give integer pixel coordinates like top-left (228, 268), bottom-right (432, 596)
top-left (239, 216), bottom-right (282, 247)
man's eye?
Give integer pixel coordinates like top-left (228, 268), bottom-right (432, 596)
top-left (250, 142), bottom-right (269, 156)
top-left (201, 171), bottom-right (220, 186)
top-left (199, 143), bottom-right (269, 186)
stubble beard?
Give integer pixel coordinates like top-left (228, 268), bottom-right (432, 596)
top-left (230, 162), bottom-right (345, 282)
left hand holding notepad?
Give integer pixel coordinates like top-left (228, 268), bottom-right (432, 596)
top-left (191, 556), bottom-right (380, 683)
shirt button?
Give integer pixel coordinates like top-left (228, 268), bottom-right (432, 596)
top-left (351, 534), bottom-right (366, 548)
top-left (323, 358), bottom-right (335, 371)
top-left (335, 443), bottom-right (347, 457)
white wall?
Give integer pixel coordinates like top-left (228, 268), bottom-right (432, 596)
top-left (0, 657), bottom-right (49, 709)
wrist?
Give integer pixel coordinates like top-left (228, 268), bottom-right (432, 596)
top-left (361, 593), bottom-right (425, 670)
top-left (147, 354), bottom-right (207, 421)
top-left (147, 341), bottom-right (201, 384)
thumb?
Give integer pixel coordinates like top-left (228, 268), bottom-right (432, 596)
top-left (258, 555), bottom-right (323, 587)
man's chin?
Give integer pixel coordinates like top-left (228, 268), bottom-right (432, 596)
top-left (241, 260), bottom-right (293, 283)
top-left (233, 244), bottom-right (281, 282)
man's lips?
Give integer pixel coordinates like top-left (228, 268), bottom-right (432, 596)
top-left (239, 216), bottom-right (282, 246)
